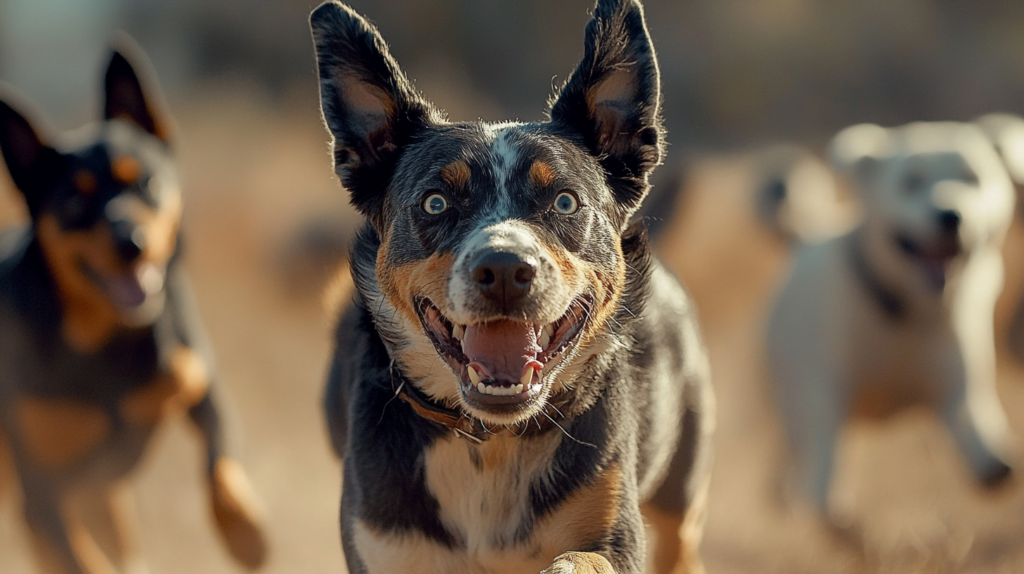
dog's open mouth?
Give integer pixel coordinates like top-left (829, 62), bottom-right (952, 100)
top-left (80, 259), bottom-right (165, 311)
top-left (415, 295), bottom-right (592, 414)
top-left (895, 232), bottom-right (960, 291)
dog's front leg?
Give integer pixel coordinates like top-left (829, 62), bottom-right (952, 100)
top-left (941, 320), bottom-right (1013, 486)
top-left (187, 392), bottom-right (268, 570)
top-left (543, 552), bottom-right (616, 574)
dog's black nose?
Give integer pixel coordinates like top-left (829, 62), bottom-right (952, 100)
top-left (937, 210), bottom-right (961, 234)
top-left (471, 251), bottom-right (535, 309)
top-left (111, 220), bottom-right (146, 262)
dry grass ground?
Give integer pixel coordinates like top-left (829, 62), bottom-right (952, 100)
top-left (3, 94), bottom-right (1024, 573)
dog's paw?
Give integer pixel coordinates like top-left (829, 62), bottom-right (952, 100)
top-left (210, 458), bottom-right (268, 570)
top-left (541, 551), bottom-right (616, 574)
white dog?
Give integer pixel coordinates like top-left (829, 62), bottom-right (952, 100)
top-left (767, 121), bottom-right (1017, 521)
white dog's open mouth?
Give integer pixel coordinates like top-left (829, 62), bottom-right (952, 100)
top-left (415, 295), bottom-right (592, 415)
top-left (895, 232), bottom-right (960, 290)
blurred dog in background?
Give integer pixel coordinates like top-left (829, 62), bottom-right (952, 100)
top-left (0, 39), bottom-right (266, 573)
top-left (766, 120), bottom-right (1019, 528)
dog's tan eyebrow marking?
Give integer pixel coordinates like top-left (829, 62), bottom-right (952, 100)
top-left (440, 160), bottom-right (471, 189)
top-left (73, 170), bottom-right (98, 195)
top-left (529, 160), bottom-right (557, 188)
top-left (112, 155), bottom-right (141, 185)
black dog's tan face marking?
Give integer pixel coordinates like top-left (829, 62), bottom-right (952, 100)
top-left (0, 51), bottom-right (179, 352)
top-left (313, 0), bottom-right (662, 426)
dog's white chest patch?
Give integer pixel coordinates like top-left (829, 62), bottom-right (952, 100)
top-left (360, 432), bottom-right (561, 573)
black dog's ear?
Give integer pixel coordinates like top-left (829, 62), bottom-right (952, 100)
top-left (310, 1), bottom-right (439, 220)
top-left (104, 35), bottom-right (173, 143)
top-left (0, 91), bottom-right (63, 215)
top-left (550, 0), bottom-right (663, 218)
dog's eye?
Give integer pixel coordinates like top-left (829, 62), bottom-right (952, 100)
top-left (422, 193), bottom-right (449, 215)
top-left (553, 191), bottom-right (580, 215)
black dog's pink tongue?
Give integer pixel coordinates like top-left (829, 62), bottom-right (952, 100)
top-left (105, 275), bottom-right (147, 309)
top-left (462, 320), bottom-right (541, 382)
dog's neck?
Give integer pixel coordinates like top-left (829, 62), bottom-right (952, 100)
top-left (848, 225), bottom-right (964, 322)
top-left (847, 229), bottom-right (907, 321)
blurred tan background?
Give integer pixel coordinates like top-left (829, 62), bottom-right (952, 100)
top-left (3, 1), bottom-right (1024, 573)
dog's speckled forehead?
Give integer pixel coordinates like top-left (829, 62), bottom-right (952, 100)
top-left (311, 0), bottom-right (664, 233)
top-left (381, 121), bottom-right (616, 254)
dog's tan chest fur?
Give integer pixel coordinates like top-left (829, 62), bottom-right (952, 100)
top-left (354, 432), bottom-right (622, 574)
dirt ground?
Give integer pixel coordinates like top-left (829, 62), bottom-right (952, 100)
top-left (4, 92), bottom-right (1024, 573)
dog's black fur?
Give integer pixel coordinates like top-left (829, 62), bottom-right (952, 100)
top-left (314, 1), bottom-right (713, 573)
top-left (0, 40), bottom-right (266, 573)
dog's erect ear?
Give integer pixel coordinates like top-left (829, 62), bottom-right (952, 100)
top-left (0, 92), bottom-right (63, 214)
top-left (104, 35), bottom-right (173, 143)
top-left (976, 113), bottom-right (1024, 186)
top-left (550, 0), bottom-right (663, 217)
top-left (829, 123), bottom-right (890, 188)
top-left (310, 2), bottom-right (439, 219)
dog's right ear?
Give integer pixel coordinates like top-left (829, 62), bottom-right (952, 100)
top-left (829, 123), bottom-right (890, 188)
top-left (104, 36), bottom-right (173, 143)
top-left (0, 91), bottom-right (63, 215)
top-left (310, 2), bottom-right (439, 221)
top-left (975, 113), bottom-right (1024, 186)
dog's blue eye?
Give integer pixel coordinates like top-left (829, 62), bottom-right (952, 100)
top-left (423, 193), bottom-right (449, 214)
top-left (553, 191), bottom-right (579, 215)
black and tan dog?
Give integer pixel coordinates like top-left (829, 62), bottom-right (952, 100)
top-left (313, 1), bottom-right (714, 573)
top-left (0, 40), bottom-right (266, 573)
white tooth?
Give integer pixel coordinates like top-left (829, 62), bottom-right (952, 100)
top-left (477, 382), bottom-right (485, 393)
top-left (544, 324), bottom-right (555, 338)
top-left (520, 366), bottom-right (534, 386)
top-left (514, 384), bottom-right (523, 394)
top-left (538, 330), bottom-right (550, 349)
top-left (452, 324), bottom-right (464, 340)
top-left (485, 385), bottom-right (496, 395)
top-left (468, 366), bottom-right (481, 385)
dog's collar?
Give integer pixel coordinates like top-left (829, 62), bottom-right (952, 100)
top-left (389, 361), bottom-right (569, 444)
top-left (847, 231), bottom-right (906, 321)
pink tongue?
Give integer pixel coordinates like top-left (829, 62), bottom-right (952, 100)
top-left (922, 256), bottom-right (950, 291)
top-left (105, 275), bottom-right (147, 309)
top-left (462, 320), bottom-right (541, 382)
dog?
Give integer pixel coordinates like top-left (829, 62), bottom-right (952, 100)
top-left (766, 120), bottom-right (1018, 525)
top-left (975, 113), bottom-right (1024, 362)
top-left (311, 1), bottom-right (715, 573)
top-left (0, 39), bottom-right (267, 573)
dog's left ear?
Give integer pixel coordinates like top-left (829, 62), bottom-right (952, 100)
top-left (310, 2), bottom-right (440, 222)
top-left (103, 35), bottom-right (173, 143)
top-left (550, 0), bottom-right (663, 218)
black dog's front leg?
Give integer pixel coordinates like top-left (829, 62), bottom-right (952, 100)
top-left (166, 269), bottom-right (268, 570)
top-left (187, 389), bottom-right (267, 570)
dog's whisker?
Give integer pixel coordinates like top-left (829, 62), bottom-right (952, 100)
top-left (541, 411), bottom-right (595, 448)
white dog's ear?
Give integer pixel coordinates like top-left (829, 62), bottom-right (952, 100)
top-left (975, 113), bottom-right (1024, 186)
top-left (828, 123), bottom-right (889, 186)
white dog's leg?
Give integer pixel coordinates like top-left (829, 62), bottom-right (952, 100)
top-left (941, 314), bottom-right (1013, 486)
top-left (774, 368), bottom-right (847, 514)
